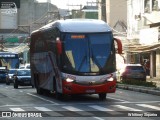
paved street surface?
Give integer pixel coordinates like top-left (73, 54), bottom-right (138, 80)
top-left (0, 83), bottom-right (160, 120)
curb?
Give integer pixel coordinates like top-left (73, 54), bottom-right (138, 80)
top-left (117, 84), bottom-right (160, 96)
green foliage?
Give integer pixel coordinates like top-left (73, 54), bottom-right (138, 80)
top-left (120, 80), bottom-right (157, 87)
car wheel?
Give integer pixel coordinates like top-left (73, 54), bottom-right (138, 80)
top-left (98, 93), bottom-right (107, 100)
top-left (6, 81), bottom-right (10, 85)
top-left (14, 83), bottom-right (18, 89)
top-left (14, 79), bottom-right (18, 89)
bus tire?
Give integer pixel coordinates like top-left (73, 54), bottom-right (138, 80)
top-left (55, 85), bottom-right (63, 100)
top-left (36, 87), bottom-right (43, 95)
top-left (98, 93), bottom-right (107, 100)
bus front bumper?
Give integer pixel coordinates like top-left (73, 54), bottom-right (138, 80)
top-left (62, 80), bottom-right (116, 94)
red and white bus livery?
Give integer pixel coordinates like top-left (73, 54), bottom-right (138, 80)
top-left (30, 19), bottom-right (122, 100)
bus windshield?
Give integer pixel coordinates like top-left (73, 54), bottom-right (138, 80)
top-left (0, 53), bottom-right (19, 69)
top-left (63, 33), bottom-right (115, 75)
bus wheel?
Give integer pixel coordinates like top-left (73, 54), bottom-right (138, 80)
top-left (55, 85), bottom-right (63, 100)
top-left (36, 87), bottom-right (43, 95)
top-left (98, 93), bottom-right (107, 100)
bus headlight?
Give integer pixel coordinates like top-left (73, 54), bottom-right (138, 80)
top-left (66, 78), bottom-right (75, 82)
top-left (107, 77), bottom-right (114, 81)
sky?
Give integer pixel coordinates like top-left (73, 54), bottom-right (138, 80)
top-left (37, 0), bottom-right (97, 9)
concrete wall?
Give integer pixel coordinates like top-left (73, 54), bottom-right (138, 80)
top-left (0, 4), bottom-right (18, 29)
top-left (106, 0), bottom-right (127, 28)
top-left (19, 0), bottom-right (35, 26)
top-left (0, 0), bottom-right (58, 30)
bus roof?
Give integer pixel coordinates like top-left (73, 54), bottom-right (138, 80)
top-left (34, 19), bottom-right (112, 33)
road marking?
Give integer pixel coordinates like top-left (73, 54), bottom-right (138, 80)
top-left (113, 105), bottom-right (142, 111)
top-left (120, 101), bottom-right (160, 104)
top-left (10, 108), bottom-right (25, 111)
top-left (34, 107), bottom-right (52, 111)
top-left (62, 106), bottom-right (83, 111)
top-left (106, 96), bottom-right (129, 102)
top-left (89, 105), bottom-right (114, 111)
top-left (62, 106), bottom-right (93, 116)
top-left (93, 117), bottom-right (105, 120)
top-left (34, 107), bottom-right (63, 117)
top-left (137, 104), bottom-right (160, 110)
top-left (27, 93), bottom-right (59, 105)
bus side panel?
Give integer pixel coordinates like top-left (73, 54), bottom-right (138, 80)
top-left (31, 52), bottom-right (55, 91)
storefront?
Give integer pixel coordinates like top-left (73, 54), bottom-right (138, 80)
top-left (127, 43), bottom-right (160, 78)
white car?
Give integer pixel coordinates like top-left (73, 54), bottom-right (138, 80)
top-left (19, 64), bottom-right (30, 69)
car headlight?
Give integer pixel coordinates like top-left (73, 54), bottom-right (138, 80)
top-left (66, 78), bottom-right (75, 82)
top-left (9, 76), bottom-right (12, 79)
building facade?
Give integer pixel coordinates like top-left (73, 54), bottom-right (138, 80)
top-left (98, 0), bottom-right (160, 78)
top-left (127, 0), bottom-right (160, 78)
top-left (0, 0), bottom-right (58, 62)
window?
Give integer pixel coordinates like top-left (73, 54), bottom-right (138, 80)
top-left (144, 0), bottom-right (150, 12)
top-left (34, 39), bottom-right (45, 52)
top-left (144, 0), bottom-right (160, 12)
top-left (152, 0), bottom-right (159, 11)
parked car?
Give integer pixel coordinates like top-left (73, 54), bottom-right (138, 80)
top-left (120, 64), bottom-right (146, 81)
top-left (6, 69), bottom-right (17, 85)
top-left (13, 69), bottom-right (33, 88)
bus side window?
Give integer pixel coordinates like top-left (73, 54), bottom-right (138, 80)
top-left (34, 38), bottom-right (46, 52)
top-left (46, 28), bottom-right (60, 53)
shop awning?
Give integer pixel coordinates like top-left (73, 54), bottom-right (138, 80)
top-left (127, 42), bottom-right (160, 53)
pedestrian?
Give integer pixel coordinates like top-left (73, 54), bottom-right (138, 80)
top-left (144, 60), bottom-right (150, 75)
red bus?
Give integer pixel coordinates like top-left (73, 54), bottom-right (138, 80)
top-left (30, 19), bottom-right (122, 100)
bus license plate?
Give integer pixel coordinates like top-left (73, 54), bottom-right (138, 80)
top-left (86, 90), bottom-right (95, 93)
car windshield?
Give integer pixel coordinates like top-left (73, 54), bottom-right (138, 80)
top-left (17, 70), bottom-right (31, 76)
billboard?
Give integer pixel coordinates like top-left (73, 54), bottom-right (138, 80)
top-left (0, 0), bottom-right (20, 9)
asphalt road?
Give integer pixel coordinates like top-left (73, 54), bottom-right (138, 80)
top-left (0, 83), bottom-right (160, 120)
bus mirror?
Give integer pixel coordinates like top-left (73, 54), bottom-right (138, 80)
top-left (56, 37), bottom-right (62, 55)
top-left (114, 38), bottom-right (122, 54)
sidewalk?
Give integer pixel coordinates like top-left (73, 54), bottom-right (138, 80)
top-left (116, 76), bottom-right (160, 96)
top-left (146, 76), bottom-right (160, 88)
